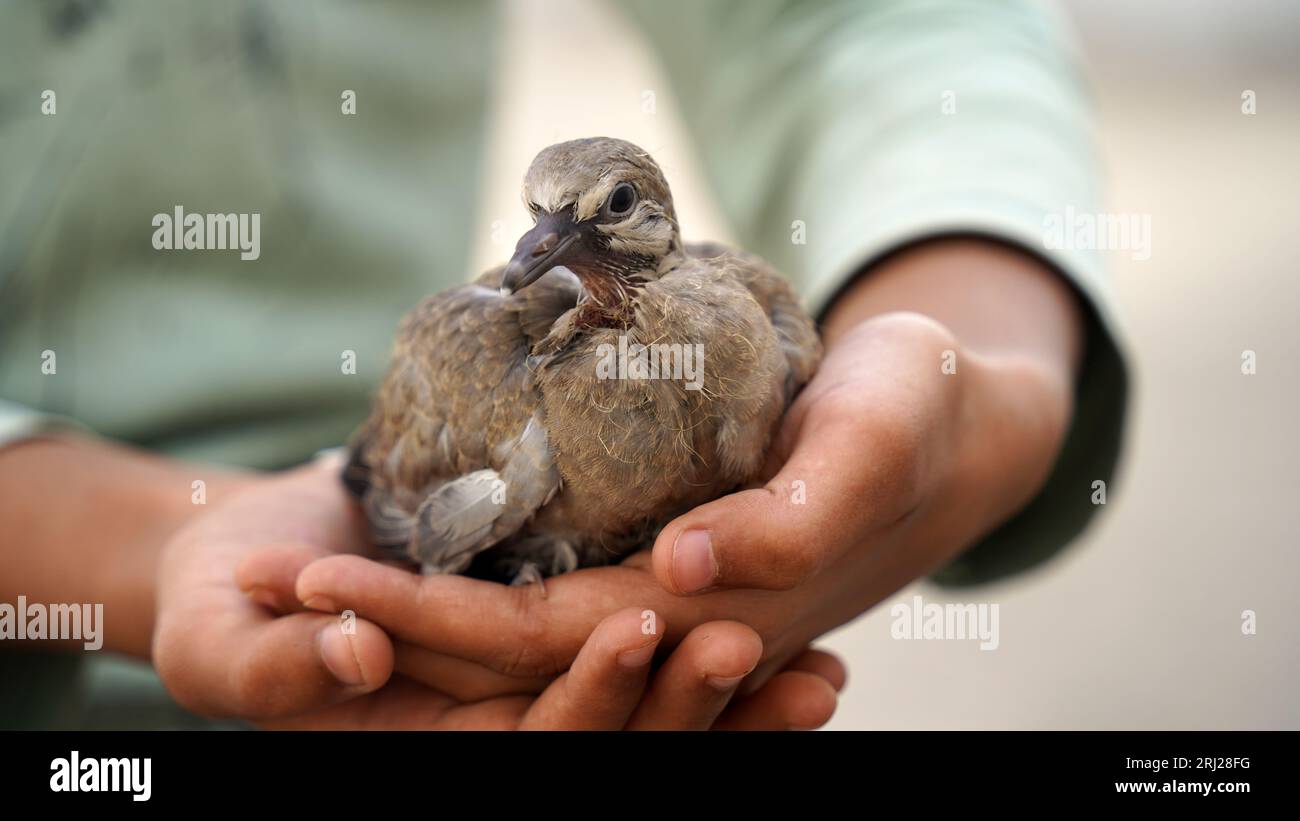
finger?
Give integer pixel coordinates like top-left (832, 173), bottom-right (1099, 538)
top-left (263, 675), bottom-right (516, 730)
top-left (625, 621), bottom-right (762, 730)
top-left (237, 613), bottom-right (395, 718)
top-left (154, 598), bottom-right (394, 719)
top-left (236, 542), bottom-right (336, 613)
top-left (651, 399), bottom-right (921, 594)
top-left (393, 642), bottom-right (552, 702)
top-left (518, 607), bottom-right (662, 730)
top-left (782, 648), bottom-right (848, 692)
top-left (713, 671), bottom-right (838, 731)
top-left (741, 643), bottom-right (850, 697)
top-left (297, 555), bottom-right (695, 677)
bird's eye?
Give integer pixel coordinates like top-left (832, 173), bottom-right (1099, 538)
top-left (605, 183), bottom-right (637, 217)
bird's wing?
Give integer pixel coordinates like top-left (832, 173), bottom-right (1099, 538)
top-left (501, 265), bottom-right (582, 346)
top-left (685, 242), bottom-right (822, 401)
top-left (347, 266), bottom-right (578, 570)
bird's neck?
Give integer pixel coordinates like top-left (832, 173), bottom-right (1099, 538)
top-left (568, 243), bottom-right (684, 330)
top-left (572, 272), bottom-right (642, 330)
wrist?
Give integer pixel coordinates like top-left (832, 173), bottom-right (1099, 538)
top-left (820, 237), bottom-right (1081, 534)
top-left (818, 314), bottom-right (1073, 550)
top-left (102, 462), bottom-right (257, 658)
top-left (946, 347), bottom-right (1074, 535)
top-left (821, 237), bottom-right (1083, 375)
top-left (0, 435), bottom-right (259, 659)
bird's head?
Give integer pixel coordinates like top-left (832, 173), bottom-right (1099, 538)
top-left (501, 137), bottom-right (681, 303)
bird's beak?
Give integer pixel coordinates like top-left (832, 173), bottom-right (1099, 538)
top-left (501, 212), bottom-right (580, 295)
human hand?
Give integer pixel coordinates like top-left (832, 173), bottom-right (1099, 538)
top-left (156, 455), bottom-right (843, 728)
top-left (263, 607), bottom-right (840, 730)
top-left (152, 455), bottom-right (393, 720)
top-left (289, 241), bottom-right (1079, 693)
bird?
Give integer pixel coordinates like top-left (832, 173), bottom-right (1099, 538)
top-left (344, 137), bottom-right (821, 586)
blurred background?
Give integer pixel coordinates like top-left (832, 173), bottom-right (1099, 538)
top-left (3, 0), bottom-right (1296, 730)
top-left (473, 0), bottom-right (1299, 729)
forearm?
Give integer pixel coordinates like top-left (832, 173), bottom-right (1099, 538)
top-left (0, 435), bottom-right (254, 658)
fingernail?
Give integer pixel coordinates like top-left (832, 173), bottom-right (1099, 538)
top-left (617, 642), bottom-right (658, 668)
top-left (705, 673), bottom-right (747, 692)
top-left (318, 624), bottom-right (367, 687)
top-left (672, 530), bottom-right (717, 594)
top-left (303, 595), bottom-right (337, 613)
top-left (247, 587), bottom-right (279, 610)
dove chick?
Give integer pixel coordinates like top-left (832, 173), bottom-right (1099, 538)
top-left (345, 137), bottom-right (821, 584)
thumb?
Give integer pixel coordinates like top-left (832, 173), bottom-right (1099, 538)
top-left (153, 588), bottom-right (395, 720)
top-left (650, 409), bottom-right (919, 593)
top-left (228, 611), bottom-right (395, 718)
top-left (235, 542), bottom-right (338, 613)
